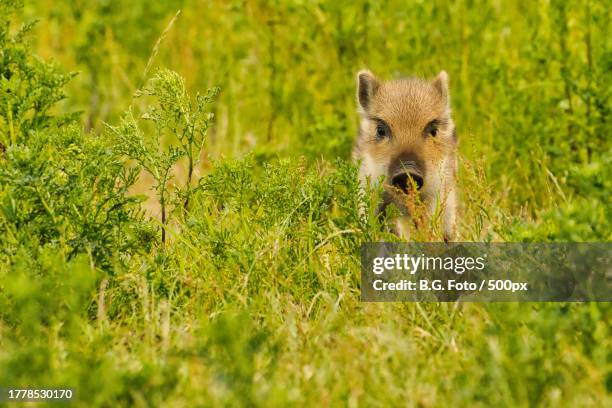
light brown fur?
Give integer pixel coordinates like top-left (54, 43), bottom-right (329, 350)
top-left (352, 70), bottom-right (458, 241)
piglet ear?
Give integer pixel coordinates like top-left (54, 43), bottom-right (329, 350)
top-left (432, 70), bottom-right (450, 103)
top-left (357, 69), bottom-right (380, 111)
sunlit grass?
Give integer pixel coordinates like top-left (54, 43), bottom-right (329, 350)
top-left (1, 0), bottom-right (610, 406)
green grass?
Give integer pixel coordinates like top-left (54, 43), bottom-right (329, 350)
top-left (1, 0), bottom-right (611, 406)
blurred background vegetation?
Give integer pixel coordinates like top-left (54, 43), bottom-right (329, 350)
top-left (0, 0), bottom-right (610, 406)
top-left (23, 0), bottom-right (611, 238)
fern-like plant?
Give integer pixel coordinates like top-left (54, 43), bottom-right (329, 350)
top-left (109, 69), bottom-right (218, 244)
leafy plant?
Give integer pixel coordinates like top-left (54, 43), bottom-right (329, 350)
top-left (0, 1), bottom-right (150, 267)
top-left (0, 125), bottom-right (152, 266)
top-left (109, 68), bottom-right (218, 244)
top-left (0, 0), bottom-right (76, 148)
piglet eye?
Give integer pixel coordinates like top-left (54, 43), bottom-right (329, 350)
top-left (425, 119), bottom-right (440, 138)
top-left (375, 120), bottom-right (390, 140)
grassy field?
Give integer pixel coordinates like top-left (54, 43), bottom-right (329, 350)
top-left (0, 0), bottom-right (611, 406)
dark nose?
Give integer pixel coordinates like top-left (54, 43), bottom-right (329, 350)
top-left (391, 172), bottom-right (423, 193)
